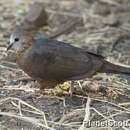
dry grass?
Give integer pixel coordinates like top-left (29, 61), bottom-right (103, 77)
top-left (0, 0), bottom-right (130, 130)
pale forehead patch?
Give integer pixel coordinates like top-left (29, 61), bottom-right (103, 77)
top-left (10, 34), bottom-right (15, 44)
top-left (9, 31), bottom-right (21, 43)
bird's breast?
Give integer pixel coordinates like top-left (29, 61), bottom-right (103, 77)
top-left (16, 49), bottom-right (48, 79)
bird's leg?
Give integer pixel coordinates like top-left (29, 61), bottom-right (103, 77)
top-left (69, 81), bottom-right (75, 96)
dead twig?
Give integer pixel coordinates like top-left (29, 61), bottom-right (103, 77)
top-left (78, 97), bottom-right (91, 130)
top-left (0, 112), bottom-right (55, 130)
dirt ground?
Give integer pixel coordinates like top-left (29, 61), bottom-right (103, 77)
top-left (0, 0), bottom-right (130, 130)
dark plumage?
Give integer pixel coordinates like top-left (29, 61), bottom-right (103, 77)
top-left (7, 30), bottom-right (130, 90)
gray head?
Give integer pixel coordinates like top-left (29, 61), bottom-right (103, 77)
top-left (7, 26), bottom-right (34, 52)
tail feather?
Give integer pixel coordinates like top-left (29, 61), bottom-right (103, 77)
top-left (101, 61), bottom-right (130, 75)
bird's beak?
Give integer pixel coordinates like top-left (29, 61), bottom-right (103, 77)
top-left (7, 42), bottom-right (14, 51)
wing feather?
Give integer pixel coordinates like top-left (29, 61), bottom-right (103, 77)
top-left (25, 38), bottom-right (100, 80)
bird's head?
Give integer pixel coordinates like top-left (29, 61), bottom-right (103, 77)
top-left (7, 27), bottom-right (34, 53)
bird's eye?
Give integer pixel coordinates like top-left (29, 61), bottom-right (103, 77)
top-left (14, 38), bottom-right (19, 42)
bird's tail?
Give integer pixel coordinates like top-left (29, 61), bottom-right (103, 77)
top-left (101, 60), bottom-right (130, 75)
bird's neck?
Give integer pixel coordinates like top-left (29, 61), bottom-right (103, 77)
top-left (16, 46), bottom-right (31, 72)
top-left (16, 39), bottom-right (32, 64)
top-left (17, 36), bottom-right (33, 54)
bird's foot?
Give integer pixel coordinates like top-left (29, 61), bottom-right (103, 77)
top-left (68, 86), bottom-right (74, 97)
top-left (68, 81), bottom-right (76, 97)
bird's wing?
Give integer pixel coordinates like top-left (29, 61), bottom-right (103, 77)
top-left (27, 38), bottom-right (103, 80)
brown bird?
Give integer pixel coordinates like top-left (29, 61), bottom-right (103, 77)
top-left (7, 28), bottom-right (130, 90)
